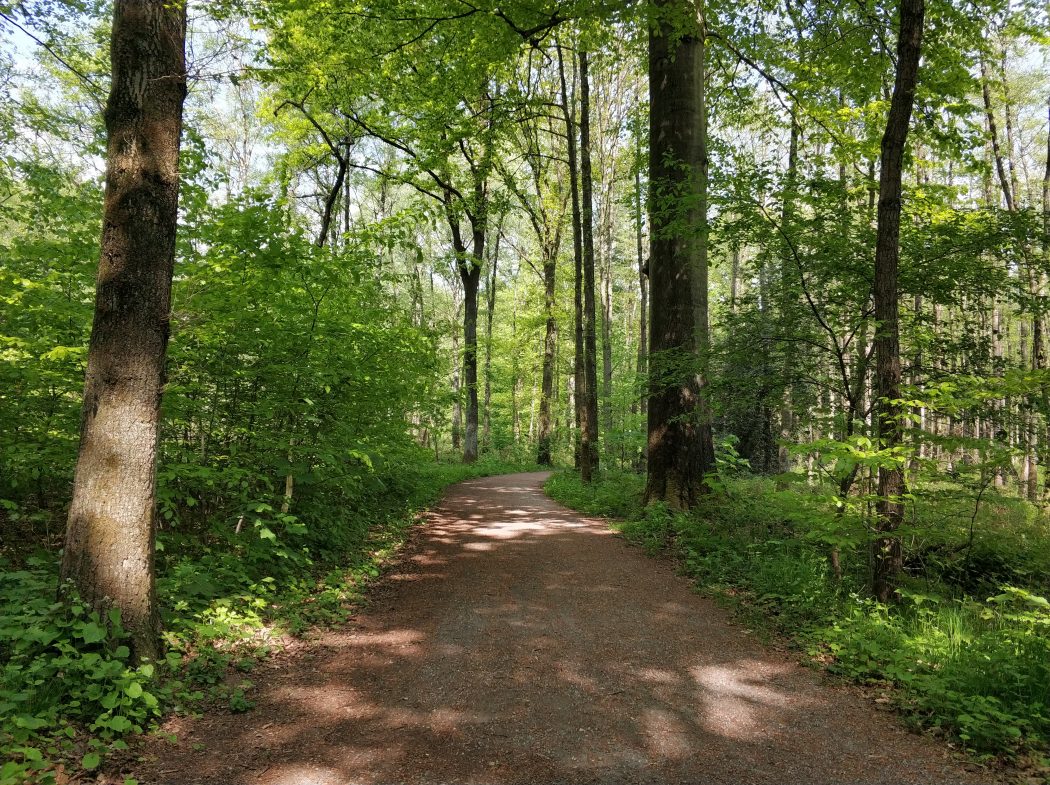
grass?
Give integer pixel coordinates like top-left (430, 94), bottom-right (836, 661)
top-left (545, 468), bottom-right (1050, 772)
top-left (0, 454), bottom-right (535, 785)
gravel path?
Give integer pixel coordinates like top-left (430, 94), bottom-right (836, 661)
top-left (133, 472), bottom-right (994, 784)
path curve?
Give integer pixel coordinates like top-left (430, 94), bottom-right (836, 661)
top-left (135, 472), bottom-right (992, 784)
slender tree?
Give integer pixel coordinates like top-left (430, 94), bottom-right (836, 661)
top-left (633, 113), bottom-right (649, 460)
top-left (483, 227), bottom-right (500, 450)
top-left (872, 0), bottom-right (925, 602)
top-left (60, 0), bottom-right (188, 660)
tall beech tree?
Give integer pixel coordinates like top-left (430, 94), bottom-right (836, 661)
top-left (871, 0), bottom-right (925, 602)
top-left (644, 0), bottom-right (715, 508)
top-left (557, 42), bottom-right (587, 469)
top-left (498, 66), bottom-right (568, 466)
top-left (579, 49), bottom-right (601, 481)
top-left (60, 0), bottom-right (188, 659)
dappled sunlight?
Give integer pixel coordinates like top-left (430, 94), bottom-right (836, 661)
top-left (637, 667), bottom-right (683, 686)
top-left (471, 521), bottom-right (546, 538)
top-left (691, 661), bottom-right (805, 742)
top-left (257, 763), bottom-right (346, 785)
top-left (142, 473), bottom-right (980, 785)
top-left (641, 707), bottom-right (695, 760)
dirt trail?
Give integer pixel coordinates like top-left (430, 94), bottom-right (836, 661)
top-left (134, 472), bottom-right (993, 784)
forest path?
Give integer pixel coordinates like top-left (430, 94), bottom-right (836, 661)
top-left (135, 472), bottom-right (992, 785)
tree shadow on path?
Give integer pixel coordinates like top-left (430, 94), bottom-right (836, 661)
top-left (136, 472), bottom-right (992, 785)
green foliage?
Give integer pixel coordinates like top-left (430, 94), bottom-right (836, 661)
top-left (547, 470), bottom-right (1050, 762)
top-left (0, 563), bottom-right (164, 784)
top-left (0, 457), bottom-right (527, 781)
top-left (545, 468), bottom-right (644, 519)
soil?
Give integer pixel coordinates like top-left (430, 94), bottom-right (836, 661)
top-left (128, 471), bottom-right (997, 785)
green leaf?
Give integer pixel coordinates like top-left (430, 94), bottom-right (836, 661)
top-left (81, 752), bottom-right (101, 771)
top-left (79, 621), bottom-right (106, 643)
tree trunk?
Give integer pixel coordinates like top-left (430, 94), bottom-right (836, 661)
top-left (60, 0), bottom-right (187, 662)
top-left (447, 211), bottom-right (483, 464)
top-left (460, 239), bottom-right (483, 464)
top-left (635, 137), bottom-right (649, 459)
top-left (778, 117), bottom-right (801, 478)
top-left (537, 245), bottom-right (558, 465)
top-left (644, 0), bottom-right (715, 509)
top-left (452, 325), bottom-right (462, 452)
top-left (483, 230), bottom-right (500, 450)
top-left (511, 279), bottom-right (521, 443)
top-left (579, 50), bottom-right (600, 481)
top-left (981, 56), bottom-right (1014, 212)
top-left (871, 0), bottom-right (924, 603)
top-left (1000, 50), bottom-right (1020, 209)
top-left (557, 43), bottom-right (585, 471)
top-left (1043, 96), bottom-right (1050, 502)
top-left (601, 235), bottom-right (614, 440)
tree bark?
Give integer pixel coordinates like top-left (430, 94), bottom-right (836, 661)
top-left (635, 135), bottom-right (649, 456)
top-left (777, 117), bottom-right (800, 478)
top-left (579, 50), bottom-right (600, 481)
top-left (981, 56), bottom-right (1014, 212)
top-left (60, 0), bottom-right (187, 662)
top-left (483, 230), bottom-right (500, 450)
top-left (872, 0), bottom-right (924, 603)
top-left (557, 43), bottom-right (585, 471)
top-left (601, 231), bottom-right (614, 440)
top-left (451, 324), bottom-right (462, 451)
top-left (644, 0), bottom-right (715, 509)
top-left (1043, 96), bottom-right (1050, 502)
top-left (459, 229), bottom-right (484, 464)
top-left (537, 245), bottom-right (558, 465)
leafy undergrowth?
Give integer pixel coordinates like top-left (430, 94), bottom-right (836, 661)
top-left (0, 456), bottom-right (533, 785)
top-left (546, 469), bottom-right (1050, 772)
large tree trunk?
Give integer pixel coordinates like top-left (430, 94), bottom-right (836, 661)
top-left (644, 0), bottom-right (714, 509)
top-left (601, 234), bottom-right (614, 441)
top-left (557, 44), bottom-right (585, 471)
top-left (579, 50), bottom-right (600, 481)
top-left (635, 135), bottom-right (649, 450)
top-left (452, 322), bottom-right (462, 451)
top-left (460, 233), bottom-right (484, 464)
top-left (1043, 96), bottom-right (1050, 503)
top-left (537, 246), bottom-right (558, 465)
top-left (447, 212), bottom-right (483, 464)
top-left (60, 0), bottom-right (187, 662)
top-left (777, 117), bottom-right (801, 478)
top-left (483, 231), bottom-right (500, 450)
top-left (872, 0), bottom-right (924, 603)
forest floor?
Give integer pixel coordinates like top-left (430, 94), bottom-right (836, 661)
top-left (125, 472), bottom-right (998, 785)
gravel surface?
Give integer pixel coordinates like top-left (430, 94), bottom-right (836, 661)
top-left (131, 471), bottom-right (996, 785)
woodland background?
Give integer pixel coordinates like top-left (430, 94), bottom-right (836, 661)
top-left (0, 0), bottom-right (1049, 781)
